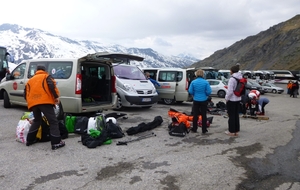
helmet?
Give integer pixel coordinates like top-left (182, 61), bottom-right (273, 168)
top-left (106, 117), bottom-right (117, 124)
top-left (248, 92), bottom-right (258, 100)
top-left (248, 90), bottom-right (260, 99)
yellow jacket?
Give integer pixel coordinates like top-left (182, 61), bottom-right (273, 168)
top-left (25, 70), bottom-right (60, 110)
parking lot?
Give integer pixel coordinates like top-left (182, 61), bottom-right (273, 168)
top-left (0, 84), bottom-right (300, 190)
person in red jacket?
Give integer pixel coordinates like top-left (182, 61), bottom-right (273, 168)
top-left (24, 65), bottom-right (65, 150)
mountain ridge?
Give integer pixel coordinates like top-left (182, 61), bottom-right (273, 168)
top-left (0, 23), bottom-right (198, 68)
top-left (191, 14), bottom-right (300, 70)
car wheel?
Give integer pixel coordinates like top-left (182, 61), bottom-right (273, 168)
top-left (3, 91), bottom-right (11, 108)
top-left (272, 89), bottom-right (277, 94)
top-left (163, 98), bottom-right (175, 105)
top-left (114, 94), bottom-right (124, 110)
top-left (217, 90), bottom-right (226, 98)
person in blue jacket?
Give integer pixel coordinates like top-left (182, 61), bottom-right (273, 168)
top-left (188, 69), bottom-right (212, 134)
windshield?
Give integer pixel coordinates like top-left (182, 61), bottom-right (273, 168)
top-left (114, 65), bottom-right (146, 80)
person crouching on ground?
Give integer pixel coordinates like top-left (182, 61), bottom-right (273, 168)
top-left (225, 65), bottom-right (242, 137)
top-left (24, 65), bottom-right (65, 150)
top-left (188, 69), bottom-right (212, 134)
top-left (257, 96), bottom-right (269, 115)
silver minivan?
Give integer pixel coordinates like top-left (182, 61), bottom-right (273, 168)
top-left (142, 68), bottom-right (196, 104)
top-left (0, 52), bottom-right (144, 118)
top-left (113, 64), bottom-right (159, 110)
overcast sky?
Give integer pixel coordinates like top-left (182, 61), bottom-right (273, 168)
top-left (1, 0), bottom-right (299, 59)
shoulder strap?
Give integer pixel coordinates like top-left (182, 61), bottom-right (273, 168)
top-left (231, 76), bottom-right (239, 81)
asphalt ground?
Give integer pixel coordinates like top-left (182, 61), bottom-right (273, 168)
top-left (0, 83), bottom-right (300, 190)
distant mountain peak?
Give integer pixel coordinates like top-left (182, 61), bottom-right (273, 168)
top-left (0, 23), bottom-right (197, 68)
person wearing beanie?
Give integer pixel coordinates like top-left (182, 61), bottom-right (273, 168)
top-left (23, 65), bottom-right (65, 150)
top-left (224, 65), bottom-right (242, 137)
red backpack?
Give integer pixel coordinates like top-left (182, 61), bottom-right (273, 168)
top-left (232, 77), bottom-right (247, 97)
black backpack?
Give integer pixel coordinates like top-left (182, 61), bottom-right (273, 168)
top-left (106, 120), bottom-right (125, 139)
top-left (216, 101), bottom-right (226, 110)
top-left (74, 116), bottom-right (89, 134)
top-left (168, 119), bottom-right (189, 137)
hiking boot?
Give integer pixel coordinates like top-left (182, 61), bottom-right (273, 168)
top-left (52, 141), bottom-right (65, 150)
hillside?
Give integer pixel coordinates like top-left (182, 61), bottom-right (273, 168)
top-left (190, 15), bottom-right (300, 70)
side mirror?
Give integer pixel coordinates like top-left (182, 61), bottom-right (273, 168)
top-left (5, 74), bottom-right (14, 80)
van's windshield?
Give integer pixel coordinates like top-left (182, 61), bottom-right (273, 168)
top-left (114, 65), bottom-right (146, 80)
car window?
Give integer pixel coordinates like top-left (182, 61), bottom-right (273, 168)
top-left (49, 62), bottom-right (73, 79)
top-left (208, 80), bottom-right (219, 85)
top-left (28, 62), bottom-right (73, 79)
top-left (158, 71), bottom-right (177, 82)
top-left (114, 65), bottom-right (145, 80)
top-left (12, 63), bottom-right (26, 79)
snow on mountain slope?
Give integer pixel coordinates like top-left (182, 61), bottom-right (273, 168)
top-left (0, 24), bottom-right (199, 68)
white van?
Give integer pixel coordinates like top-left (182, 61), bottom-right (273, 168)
top-left (0, 52), bottom-right (144, 118)
top-left (143, 68), bottom-right (196, 104)
top-left (113, 64), bottom-right (159, 110)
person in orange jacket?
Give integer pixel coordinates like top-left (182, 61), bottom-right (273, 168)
top-left (24, 65), bottom-right (65, 150)
top-left (287, 80), bottom-right (293, 94)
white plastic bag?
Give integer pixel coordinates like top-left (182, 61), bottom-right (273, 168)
top-left (16, 119), bottom-right (31, 144)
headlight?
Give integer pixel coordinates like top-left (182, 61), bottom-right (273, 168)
top-left (152, 86), bottom-right (157, 94)
top-left (123, 83), bottom-right (136, 92)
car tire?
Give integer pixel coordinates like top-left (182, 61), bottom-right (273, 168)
top-left (217, 90), bottom-right (226, 98)
top-left (163, 98), bottom-right (175, 105)
top-left (272, 89), bottom-right (277, 94)
top-left (114, 94), bottom-right (124, 111)
top-left (3, 91), bottom-right (11, 108)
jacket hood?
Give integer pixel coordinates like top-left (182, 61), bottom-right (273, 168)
top-left (232, 72), bottom-right (242, 79)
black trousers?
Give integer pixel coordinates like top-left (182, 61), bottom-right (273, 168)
top-left (227, 101), bottom-right (240, 133)
top-left (27, 104), bottom-right (61, 145)
top-left (192, 100), bottom-right (208, 133)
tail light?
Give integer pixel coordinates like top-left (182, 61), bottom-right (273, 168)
top-left (185, 78), bottom-right (188, 91)
top-left (75, 74), bottom-right (82, 94)
top-left (111, 75), bottom-right (116, 93)
top-left (224, 85), bottom-right (228, 89)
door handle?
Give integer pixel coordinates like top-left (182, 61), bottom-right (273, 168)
top-left (20, 81), bottom-right (24, 84)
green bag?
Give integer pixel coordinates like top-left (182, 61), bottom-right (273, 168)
top-left (65, 115), bottom-right (76, 133)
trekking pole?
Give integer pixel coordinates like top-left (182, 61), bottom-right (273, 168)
top-left (116, 132), bottom-right (156, 145)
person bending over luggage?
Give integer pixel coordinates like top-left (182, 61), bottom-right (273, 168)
top-left (24, 65), bottom-right (65, 150)
top-left (188, 69), bottom-right (212, 134)
top-left (247, 90), bottom-right (260, 116)
top-left (257, 97), bottom-right (269, 115)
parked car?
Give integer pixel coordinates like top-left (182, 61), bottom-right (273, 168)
top-left (261, 82), bottom-right (284, 94)
top-left (207, 79), bottom-right (228, 98)
top-left (142, 68), bottom-right (196, 105)
top-left (113, 64), bottom-right (159, 110)
top-left (0, 52), bottom-right (144, 118)
top-left (245, 80), bottom-right (266, 95)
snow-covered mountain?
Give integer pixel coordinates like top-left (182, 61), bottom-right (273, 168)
top-left (0, 23), bottom-right (199, 68)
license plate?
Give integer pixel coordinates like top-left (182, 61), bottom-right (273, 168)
top-left (142, 98), bottom-right (151, 102)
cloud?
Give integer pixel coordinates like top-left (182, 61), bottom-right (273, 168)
top-left (1, 0), bottom-right (299, 59)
